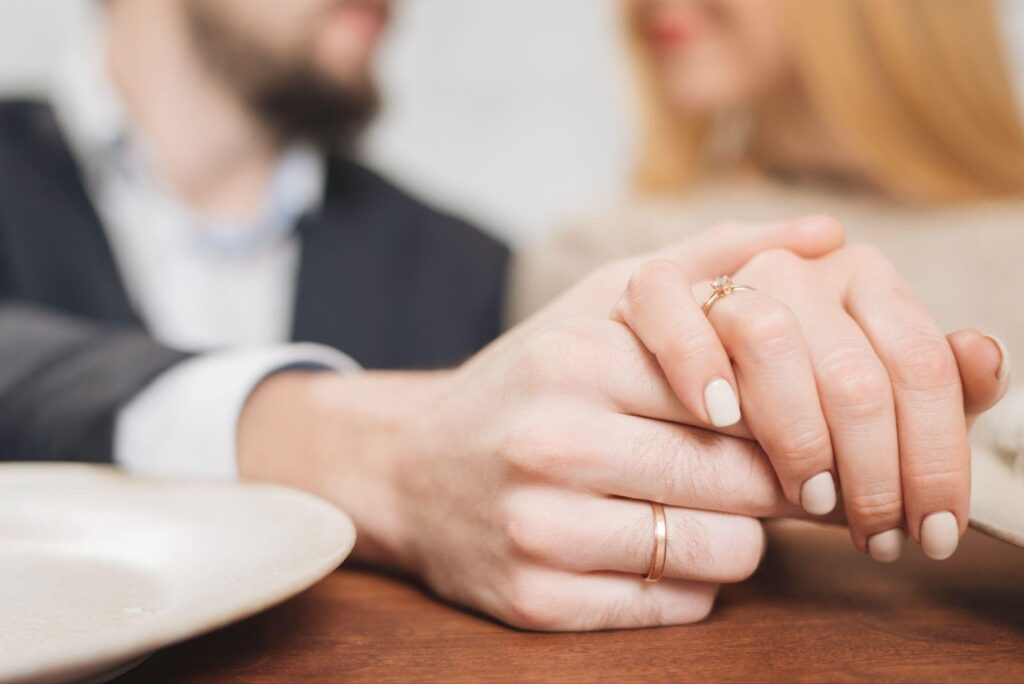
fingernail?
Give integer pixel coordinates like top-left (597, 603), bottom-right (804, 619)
top-left (704, 378), bottom-right (741, 427)
top-left (800, 471), bottom-right (837, 516)
top-left (986, 334), bottom-right (1011, 383)
top-left (921, 511), bottom-right (960, 560)
top-left (867, 529), bottom-right (904, 563)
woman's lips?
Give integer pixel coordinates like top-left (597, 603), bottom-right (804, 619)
top-left (646, 19), bottom-right (699, 50)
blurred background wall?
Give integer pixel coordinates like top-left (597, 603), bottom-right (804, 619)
top-left (2, 1), bottom-right (1022, 246)
top-left (0, 0), bottom-right (633, 247)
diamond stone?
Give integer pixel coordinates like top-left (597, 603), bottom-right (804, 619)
top-left (711, 275), bottom-right (733, 294)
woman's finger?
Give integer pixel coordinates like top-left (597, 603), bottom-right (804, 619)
top-left (785, 301), bottom-right (905, 560)
top-left (612, 258), bottom-right (741, 428)
top-left (841, 246), bottom-right (970, 560)
top-left (505, 489), bottom-right (766, 584)
top-left (696, 282), bottom-right (837, 516)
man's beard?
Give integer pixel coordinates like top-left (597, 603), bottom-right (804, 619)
top-left (183, 2), bottom-right (379, 150)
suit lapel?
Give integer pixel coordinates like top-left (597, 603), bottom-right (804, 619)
top-left (291, 158), bottom-right (415, 367)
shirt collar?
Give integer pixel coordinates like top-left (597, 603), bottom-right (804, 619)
top-left (49, 18), bottom-right (327, 256)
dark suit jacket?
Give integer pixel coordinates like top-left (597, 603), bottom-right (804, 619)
top-left (0, 101), bottom-right (509, 463)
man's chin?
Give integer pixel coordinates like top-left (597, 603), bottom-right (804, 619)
top-left (250, 75), bottom-right (379, 149)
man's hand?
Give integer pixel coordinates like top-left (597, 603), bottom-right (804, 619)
top-left (235, 217), bottom-right (841, 631)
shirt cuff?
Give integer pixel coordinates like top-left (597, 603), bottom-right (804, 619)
top-left (113, 343), bottom-right (360, 479)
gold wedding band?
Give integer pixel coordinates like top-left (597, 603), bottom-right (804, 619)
top-left (701, 275), bottom-right (756, 316)
top-left (644, 502), bottom-right (667, 582)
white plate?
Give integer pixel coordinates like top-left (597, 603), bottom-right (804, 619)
top-left (0, 463), bottom-right (356, 684)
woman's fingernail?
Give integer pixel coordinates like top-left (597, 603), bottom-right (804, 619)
top-left (921, 511), bottom-right (960, 560)
top-left (986, 334), bottom-right (1011, 383)
top-left (867, 529), bottom-right (904, 563)
top-left (800, 471), bottom-right (837, 515)
top-left (704, 378), bottom-right (741, 427)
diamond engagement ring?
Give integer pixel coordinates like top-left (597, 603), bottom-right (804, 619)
top-left (701, 275), bottom-right (757, 316)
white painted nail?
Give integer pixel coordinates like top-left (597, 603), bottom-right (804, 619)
top-left (921, 511), bottom-right (960, 560)
top-left (704, 378), bottom-right (741, 427)
top-left (986, 335), bottom-right (1011, 383)
top-left (800, 471), bottom-right (837, 516)
top-left (867, 529), bottom-right (904, 563)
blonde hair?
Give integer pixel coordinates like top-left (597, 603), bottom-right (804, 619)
top-left (630, 0), bottom-right (1024, 203)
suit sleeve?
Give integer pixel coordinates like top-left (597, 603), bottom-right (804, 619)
top-left (0, 302), bottom-right (190, 462)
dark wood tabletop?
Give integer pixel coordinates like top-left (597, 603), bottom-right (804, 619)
top-left (118, 522), bottom-right (1024, 683)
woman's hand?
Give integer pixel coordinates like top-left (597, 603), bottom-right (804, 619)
top-left (613, 236), bottom-right (1010, 563)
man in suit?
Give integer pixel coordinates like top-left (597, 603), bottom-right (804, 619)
top-left (0, 0), bottom-right (1007, 630)
top-left (0, 0), bottom-right (507, 472)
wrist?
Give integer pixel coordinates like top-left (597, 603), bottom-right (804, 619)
top-left (237, 368), bottom-right (449, 571)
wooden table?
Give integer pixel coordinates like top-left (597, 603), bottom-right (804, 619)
top-left (118, 522), bottom-right (1024, 683)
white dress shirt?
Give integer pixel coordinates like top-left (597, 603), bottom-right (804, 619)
top-left (50, 27), bottom-right (358, 479)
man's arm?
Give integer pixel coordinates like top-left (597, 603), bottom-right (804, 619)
top-left (0, 301), bottom-right (359, 473)
top-left (0, 302), bottom-right (188, 462)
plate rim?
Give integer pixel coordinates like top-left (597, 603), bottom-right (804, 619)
top-left (0, 463), bottom-right (356, 684)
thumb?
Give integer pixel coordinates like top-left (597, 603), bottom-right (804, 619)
top-left (947, 329), bottom-right (1011, 429)
top-left (659, 215), bottom-right (845, 279)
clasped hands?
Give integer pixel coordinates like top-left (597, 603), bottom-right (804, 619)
top-left (240, 216), bottom-right (1008, 632)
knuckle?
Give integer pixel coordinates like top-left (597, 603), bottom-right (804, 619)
top-left (658, 324), bottom-right (719, 366)
top-left (501, 573), bottom-right (569, 631)
top-left (734, 302), bottom-right (801, 353)
top-left (844, 487), bottom-right (904, 523)
top-left (745, 247), bottom-right (803, 274)
top-left (903, 458), bottom-right (970, 493)
top-left (518, 327), bottom-right (567, 385)
top-left (891, 336), bottom-right (959, 392)
top-left (497, 416), bottom-right (577, 479)
top-left (518, 319), bottom-right (605, 386)
top-left (500, 505), bottom-right (555, 560)
top-left (822, 364), bottom-right (893, 419)
top-left (772, 421), bottom-right (832, 471)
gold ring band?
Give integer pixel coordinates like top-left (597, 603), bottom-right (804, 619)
top-left (701, 275), bottom-right (756, 316)
top-left (644, 502), bottom-right (667, 582)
